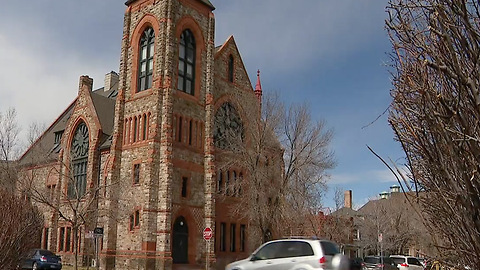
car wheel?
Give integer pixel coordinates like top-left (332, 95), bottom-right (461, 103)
top-left (32, 262), bottom-right (38, 270)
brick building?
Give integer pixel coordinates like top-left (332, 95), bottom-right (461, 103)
top-left (18, 0), bottom-right (265, 269)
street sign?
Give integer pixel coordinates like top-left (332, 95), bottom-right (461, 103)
top-left (86, 231), bottom-right (94, 239)
top-left (378, 233), bottom-right (383, 243)
top-left (94, 227), bottom-right (104, 235)
top-left (203, 227), bottom-right (213, 240)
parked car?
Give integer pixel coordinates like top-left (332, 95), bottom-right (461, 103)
top-left (349, 257), bottom-right (364, 270)
top-left (390, 255), bottom-right (424, 270)
top-left (417, 258), bottom-right (428, 268)
top-left (225, 238), bottom-right (340, 270)
top-left (363, 256), bottom-right (397, 270)
top-left (18, 249), bottom-right (62, 270)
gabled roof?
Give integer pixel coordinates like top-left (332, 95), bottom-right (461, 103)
top-left (215, 35), bottom-right (254, 90)
top-left (91, 91), bottom-right (115, 136)
top-left (330, 207), bottom-right (358, 218)
top-left (18, 101), bottom-right (75, 166)
top-left (19, 85), bottom-right (117, 165)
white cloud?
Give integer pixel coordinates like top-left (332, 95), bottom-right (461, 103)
top-left (0, 22), bottom-right (116, 144)
top-left (329, 168), bottom-right (400, 185)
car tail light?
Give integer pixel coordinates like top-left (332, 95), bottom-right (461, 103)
top-left (377, 263), bottom-right (384, 268)
top-left (40, 256), bottom-right (47, 262)
top-left (319, 256), bottom-right (326, 266)
top-left (400, 263), bottom-right (409, 267)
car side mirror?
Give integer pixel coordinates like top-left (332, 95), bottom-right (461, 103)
top-left (250, 254), bottom-right (258, 261)
top-left (332, 254), bottom-right (350, 270)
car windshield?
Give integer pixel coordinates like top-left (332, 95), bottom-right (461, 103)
top-left (319, 241), bottom-right (339, 256)
top-left (38, 250), bottom-right (55, 256)
top-left (365, 257), bottom-right (392, 264)
top-left (365, 257), bottom-right (380, 263)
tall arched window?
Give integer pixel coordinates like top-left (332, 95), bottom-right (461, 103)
top-left (138, 27), bottom-right (155, 92)
top-left (69, 122), bottom-right (89, 198)
top-left (228, 55), bottom-right (234, 82)
top-left (178, 29), bottom-right (195, 95)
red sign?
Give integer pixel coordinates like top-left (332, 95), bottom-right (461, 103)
top-left (203, 227), bottom-right (213, 240)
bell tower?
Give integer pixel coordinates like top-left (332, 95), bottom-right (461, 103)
top-left (105, 0), bottom-right (216, 269)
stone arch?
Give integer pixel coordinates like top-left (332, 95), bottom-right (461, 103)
top-left (172, 207), bottom-right (198, 264)
top-left (175, 16), bottom-right (206, 99)
top-left (130, 14), bottom-right (161, 95)
top-left (172, 216), bottom-right (189, 264)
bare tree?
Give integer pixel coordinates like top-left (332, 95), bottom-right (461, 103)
top-left (215, 91), bottom-right (335, 246)
top-left (16, 121), bottom-right (121, 270)
top-left (334, 187), bottom-right (345, 212)
top-left (0, 188), bottom-right (43, 269)
top-left (387, 0), bottom-right (480, 267)
top-left (0, 108), bottom-right (21, 192)
top-left (357, 197), bottom-right (423, 256)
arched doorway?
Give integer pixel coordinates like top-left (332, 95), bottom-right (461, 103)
top-left (172, 216), bottom-right (188, 264)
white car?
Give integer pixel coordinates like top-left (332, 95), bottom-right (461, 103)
top-left (225, 238), bottom-right (339, 270)
top-left (390, 255), bottom-right (424, 270)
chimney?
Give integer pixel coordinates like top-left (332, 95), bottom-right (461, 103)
top-left (390, 185), bottom-right (400, 193)
top-left (79, 75), bottom-right (93, 94)
top-left (104, 71), bottom-right (119, 92)
top-left (379, 191), bottom-right (389, 199)
top-left (344, 190), bottom-right (352, 209)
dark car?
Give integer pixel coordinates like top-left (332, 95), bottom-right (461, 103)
top-left (349, 257), bottom-right (364, 270)
top-left (18, 249), bottom-right (62, 270)
top-left (363, 256), bottom-right (397, 270)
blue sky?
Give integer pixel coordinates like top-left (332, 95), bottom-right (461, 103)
top-left (0, 1), bottom-right (405, 209)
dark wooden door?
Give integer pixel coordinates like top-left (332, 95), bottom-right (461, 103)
top-left (172, 216), bottom-right (188, 264)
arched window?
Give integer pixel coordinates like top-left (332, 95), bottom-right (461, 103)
top-left (228, 55), bottom-right (234, 82)
top-left (178, 29), bottom-right (195, 95)
top-left (138, 27), bottom-right (155, 92)
top-left (69, 122), bottom-right (89, 198)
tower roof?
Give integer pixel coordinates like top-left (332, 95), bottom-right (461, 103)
top-left (125, 0), bottom-right (215, 10)
top-left (255, 69), bottom-right (262, 92)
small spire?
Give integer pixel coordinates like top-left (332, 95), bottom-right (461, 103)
top-left (255, 69), bottom-right (262, 92)
top-left (254, 69), bottom-right (262, 109)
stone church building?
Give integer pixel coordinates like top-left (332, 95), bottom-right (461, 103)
top-left (18, 0), bottom-right (266, 269)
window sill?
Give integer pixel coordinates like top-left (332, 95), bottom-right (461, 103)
top-left (130, 88), bottom-right (153, 101)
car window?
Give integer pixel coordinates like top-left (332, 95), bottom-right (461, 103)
top-left (319, 241), bottom-right (339, 256)
top-left (279, 241), bottom-right (314, 258)
top-left (408, 258), bottom-right (422, 265)
top-left (26, 250), bottom-right (36, 257)
top-left (391, 257), bottom-right (405, 265)
top-left (39, 250), bottom-right (55, 256)
top-left (254, 242), bottom-right (282, 260)
top-left (364, 257), bottom-right (379, 263)
top-left (383, 257), bottom-right (394, 264)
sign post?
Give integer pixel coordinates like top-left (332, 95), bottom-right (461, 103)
top-left (204, 227), bottom-right (213, 270)
top-left (93, 227), bottom-right (103, 270)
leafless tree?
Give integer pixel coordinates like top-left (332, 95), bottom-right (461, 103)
top-left (0, 188), bottom-right (43, 269)
top-left (15, 121), bottom-right (121, 270)
top-left (357, 197), bottom-right (423, 256)
top-left (387, 0), bottom-right (480, 266)
top-left (215, 91), bottom-right (335, 246)
top-left (334, 187), bottom-right (345, 212)
top-left (0, 108), bottom-right (21, 192)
